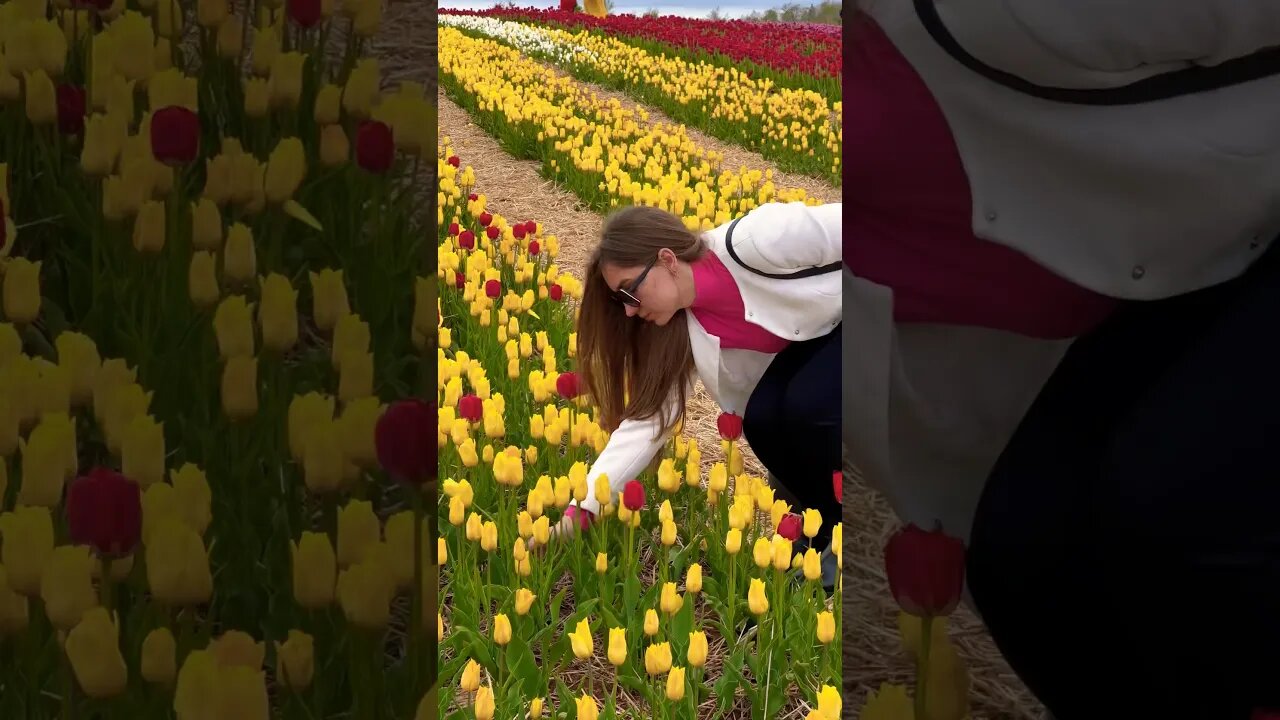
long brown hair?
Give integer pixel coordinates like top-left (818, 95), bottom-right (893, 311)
top-left (578, 205), bottom-right (707, 437)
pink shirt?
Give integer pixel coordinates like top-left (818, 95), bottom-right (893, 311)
top-left (690, 251), bottom-right (791, 353)
top-left (845, 12), bottom-right (1118, 340)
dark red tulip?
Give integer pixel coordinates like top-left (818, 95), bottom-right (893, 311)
top-left (355, 120), bottom-right (395, 174)
top-left (457, 394), bottom-right (483, 422)
top-left (622, 480), bottom-right (645, 511)
top-left (65, 467), bottom-right (141, 558)
top-left (374, 399), bottom-right (435, 484)
top-left (454, 272), bottom-right (465, 289)
top-left (150, 105), bottom-right (200, 165)
top-left (884, 523), bottom-right (966, 617)
top-left (468, 192), bottom-right (478, 201)
top-left (448, 222), bottom-right (459, 236)
top-left (527, 240), bottom-right (540, 256)
top-left (478, 211), bottom-right (492, 227)
top-left (288, 0), bottom-right (321, 27)
top-left (555, 371), bottom-right (579, 399)
top-left (833, 470), bottom-right (842, 501)
top-left (458, 230), bottom-right (475, 250)
top-left (56, 84), bottom-right (86, 136)
top-left (549, 284), bottom-right (563, 301)
top-left (448, 156), bottom-right (460, 167)
top-left (716, 412), bottom-right (743, 441)
top-left (524, 221), bottom-right (538, 236)
top-left (512, 223), bottom-right (526, 240)
top-left (485, 225), bottom-right (499, 240)
top-left (484, 279), bottom-right (501, 299)
top-left (777, 513), bottom-right (802, 542)
top-left (558, 0), bottom-right (575, 11)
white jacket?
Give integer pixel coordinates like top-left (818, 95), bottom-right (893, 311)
top-left (849, 0), bottom-right (1280, 542)
top-left (575, 201), bottom-right (843, 516)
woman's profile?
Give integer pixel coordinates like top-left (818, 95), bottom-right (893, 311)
top-left (547, 201), bottom-right (843, 591)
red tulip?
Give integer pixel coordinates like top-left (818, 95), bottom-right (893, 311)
top-left (485, 225), bottom-right (500, 240)
top-left (524, 221), bottom-right (538, 236)
top-left (622, 480), bottom-right (645, 511)
top-left (448, 222), bottom-right (460, 236)
top-left (512, 223), bottom-right (527, 240)
top-left (151, 106), bottom-right (200, 165)
top-left (468, 193), bottom-right (478, 201)
top-left (558, 0), bottom-right (575, 11)
top-left (374, 399), bottom-right (434, 484)
top-left (549, 284), bottom-right (563, 301)
top-left (478, 212), bottom-right (493, 227)
top-left (355, 121), bottom-right (394, 174)
top-left (484, 279), bottom-right (501, 298)
top-left (527, 240), bottom-right (540, 256)
top-left (65, 468), bottom-right (141, 558)
top-left (56, 84), bottom-right (86, 136)
top-left (776, 513), bottom-right (802, 541)
top-left (454, 272), bottom-right (465, 289)
top-left (884, 523), bottom-right (966, 617)
top-left (448, 156), bottom-right (460, 167)
top-left (457, 394), bottom-right (483, 422)
top-left (458, 230), bottom-right (475, 250)
top-left (716, 412), bottom-right (743, 441)
top-left (555, 371), bottom-right (579, 399)
top-left (288, 0), bottom-right (321, 27)
top-left (833, 470), bottom-right (842, 501)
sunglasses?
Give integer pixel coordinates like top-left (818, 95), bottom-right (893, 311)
top-left (612, 256), bottom-right (659, 308)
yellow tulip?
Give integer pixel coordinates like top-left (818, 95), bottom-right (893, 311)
top-left (250, 25), bottom-right (279, 76)
top-left (816, 610), bottom-right (835, 644)
top-left (687, 630), bottom-right (708, 668)
top-left (575, 694), bottom-right (598, 720)
top-left (752, 537), bottom-right (771, 569)
top-left (18, 424), bottom-right (67, 507)
top-left (244, 77), bottom-right (270, 117)
top-left (257, 273), bottom-right (298, 353)
top-left (771, 534), bottom-right (792, 572)
top-left (568, 617), bottom-right (593, 659)
top-left (24, 70), bottom-right (56, 125)
top-left (3, 258), bottom-right (41, 324)
top-left (802, 508), bottom-right (822, 538)
top-left (269, 52), bottom-right (305, 108)
top-left (147, 519), bottom-right (212, 606)
top-left (666, 666), bottom-right (686, 700)
top-left (216, 665), bottom-right (269, 720)
top-left (173, 650), bottom-right (220, 719)
top-left (685, 563), bottom-right (702, 594)
top-left (596, 625), bottom-right (626, 668)
top-left (154, 0), bottom-right (182, 38)
top-left (309, 268), bottom-right (350, 333)
top-left (276, 630), bottom-right (315, 691)
top-left (337, 350), bottom-right (373, 403)
top-left (217, 15), bottom-right (243, 58)
top-left (223, 223), bottom-right (257, 285)
top-left (529, 697), bottom-right (544, 719)
top-left (81, 113), bottom-right (126, 177)
top-left (342, 58), bottom-right (380, 118)
top-left (595, 551), bottom-right (607, 574)
top-left (336, 551), bottom-right (394, 629)
top-left (459, 658), bottom-right (480, 691)
top-left (747, 578), bottom-right (769, 615)
top-left (140, 627), bottom-right (176, 684)
top-left (0, 566), bottom-right (29, 635)
top-left (491, 613), bottom-right (512, 646)
top-left (291, 532), bottom-right (336, 609)
top-left (41, 545), bottom-right (97, 630)
top-left (191, 198), bottom-right (223, 251)
top-left (147, 68), bottom-right (197, 111)
top-left (189, 252), bottom-right (221, 309)
top-left (337, 500), bottom-right (379, 567)
top-left (479, 520), bottom-right (497, 551)
top-left (210, 630), bottom-right (265, 669)
top-left (833, 523), bottom-right (843, 569)
top-left (659, 582), bottom-right (682, 615)
top-left (474, 685), bottom-right (495, 720)
top-left (725, 528), bottom-right (742, 555)
top-left (221, 355), bottom-right (258, 421)
top-left (660, 519), bottom-right (677, 546)
top-left (644, 641), bottom-right (672, 676)
top-left (513, 587), bottom-right (535, 616)
top-left (0, 505), bottom-right (54, 596)
top-left (122, 414), bottom-right (165, 487)
top-left (858, 683), bottom-right (912, 720)
top-left (264, 137), bottom-right (305, 204)
top-left (213, 295), bottom-right (255, 359)
top-left (320, 124), bottom-right (349, 167)
top-left (65, 608), bottom-right (128, 698)
top-left (816, 684), bottom-right (842, 719)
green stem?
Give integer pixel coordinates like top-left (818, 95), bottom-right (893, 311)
top-left (917, 616), bottom-right (932, 720)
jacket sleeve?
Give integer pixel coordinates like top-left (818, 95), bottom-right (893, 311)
top-left (572, 378), bottom-right (687, 516)
top-left (737, 202), bottom-right (842, 273)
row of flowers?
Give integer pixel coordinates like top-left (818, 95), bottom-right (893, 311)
top-left (445, 5), bottom-right (841, 93)
top-left (437, 25), bottom-right (825, 234)
top-left (439, 13), bottom-right (841, 185)
top-left (0, 0), bottom-right (434, 716)
top-left (434, 136), bottom-right (842, 718)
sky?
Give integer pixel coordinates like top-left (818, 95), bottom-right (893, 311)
top-left (437, 0), bottom-right (822, 19)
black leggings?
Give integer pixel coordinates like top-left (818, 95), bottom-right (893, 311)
top-left (743, 324), bottom-right (842, 547)
top-left (967, 243), bottom-right (1280, 719)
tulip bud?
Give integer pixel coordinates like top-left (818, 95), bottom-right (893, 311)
top-left (190, 199), bottom-right (222, 251)
top-left (320, 124), bottom-right (349, 167)
top-left (342, 58), bottom-right (380, 119)
top-left (308, 268), bottom-right (350, 332)
top-left (747, 578), bottom-right (769, 615)
top-left (314, 84), bottom-right (341, 125)
top-left (685, 563), bottom-right (702, 594)
top-left (0, 565), bottom-right (27, 636)
top-left (66, 467), bottom-right (142, 557)
top-left (644, 641), bottom-right (672, 676)
top-left (687, 630), bottom-right (708, 668)
top-left (269, 52), bottom-right (305, 108)
top-left (146, 519), bottom-right (212, 606)
top-left (514, 587), bottom-right (535, 616)
top-left (666, 666), bottom-right (686, 701)
top-left (659, 582), bottom-right (682, 615)
top-left (337, 350), bottom-right (373, 403)
top-left (643, 609), bottom-right (659, 637)
top-left (258, 273), bottom-right (298, 353)
top-left (374, 398), bottom-right (433, 484)
top-left (223, 223), bottom-right (257, 285)
top-left (0, 506), bottom-right (54, 596)
top-left (816, 610), bottom-right (835, 644)
top-left (264, 137), bottom-right (305, 204)
top-left (574, 694), bottom-right (598, 720)
top-left (474, 685), bottom-right (495, 720)
top-left (568, 617), bottom-right (593, 659)
top-left (885, 523), bottom-right (966, 618)
top-left (336, 552), bottom-right (394, 629)
top-left (492, 613), bottom-right (511, 645)
top-left (459, 659), bottom-right (480, 692)
top-left (132, 200), bottom-right (166, 253)
top-left (221, 355), bottom-right (258, 420)
top-left (595, 551), bottom-right (607, 574)
top-left (251, 26), bottom-right (279, 76)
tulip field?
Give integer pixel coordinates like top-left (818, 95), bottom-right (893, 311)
top-left (436, 7), bottom-right (842, 720)
top-left (0, 0), bottom-right (434, 718)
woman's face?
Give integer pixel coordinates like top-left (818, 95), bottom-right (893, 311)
top-left (602, 251), bottom-right (682, 326)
